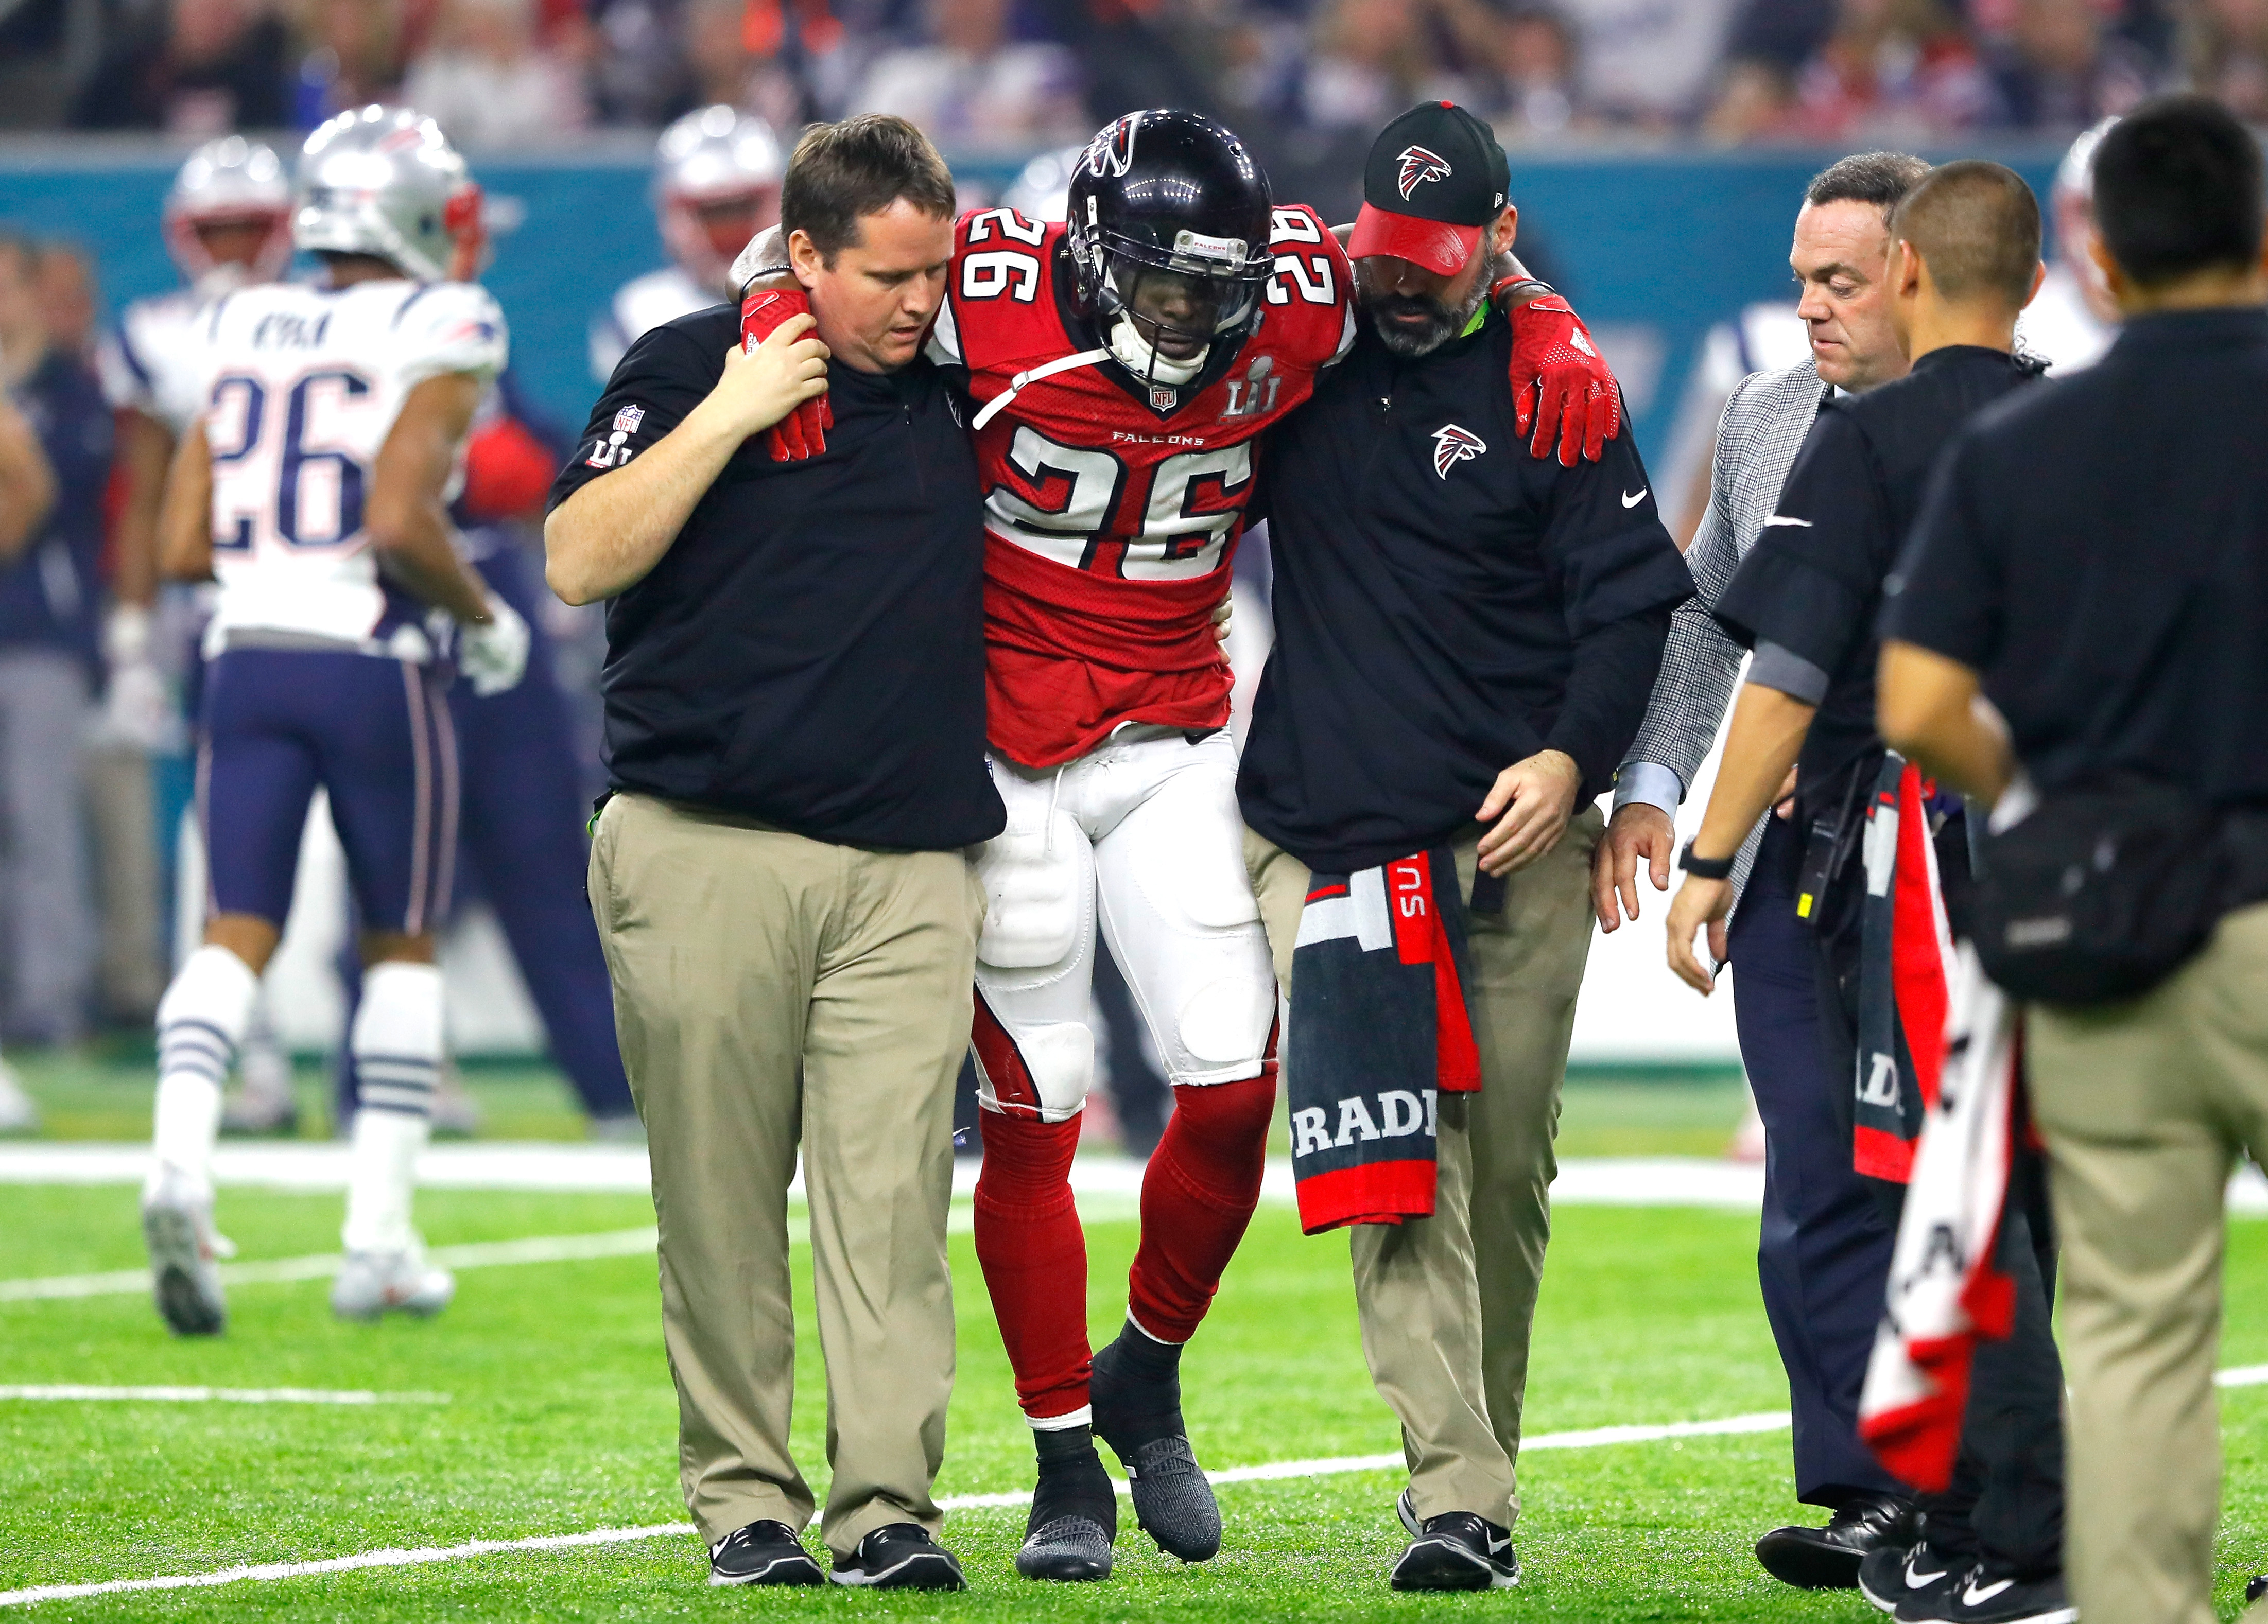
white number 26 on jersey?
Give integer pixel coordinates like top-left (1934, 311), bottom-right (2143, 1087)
top-left (986, 426), bottom-right (1253, 581)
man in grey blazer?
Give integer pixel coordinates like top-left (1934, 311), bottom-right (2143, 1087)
top-left (1590, 151), bottom-right (1930, 1592)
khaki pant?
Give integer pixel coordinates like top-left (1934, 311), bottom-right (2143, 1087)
top-left (1247, 807), bottom-right (1603, 1529)
top-left (588, 793), bottom-right (983, 1555)
top-left (2029, 900), bottom-right (2268, 1624)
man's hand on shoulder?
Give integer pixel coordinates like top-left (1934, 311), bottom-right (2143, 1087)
top-left (740, 289), bottom-right (833, 461)
top-left (1507, 295), bottom-right (1621, 467)
top-left (1592, 800), bottom-right (1674, 932)
top-left (1476, 747), bottom-right (1582, 877)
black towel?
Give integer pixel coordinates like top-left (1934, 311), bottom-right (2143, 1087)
top-left (1284, 849), bottom-right (1479, 1234)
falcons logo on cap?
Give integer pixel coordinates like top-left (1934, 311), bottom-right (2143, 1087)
top-left (1397, 145), bottom-right (1452, 199)
top-left (1432, 424), bottom-right (1486, 477)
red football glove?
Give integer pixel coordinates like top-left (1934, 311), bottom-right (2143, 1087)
top-left (1509, 295), bottom-right (1622, 467)
top-left (740, 285), bottom-right (832, 461)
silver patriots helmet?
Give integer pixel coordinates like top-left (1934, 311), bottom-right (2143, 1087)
top-left (654, 105), bottom-right (784, 293)
top-left (164, 136), bottom-right (295, 289)
top-left (294, 105), bottom-right (482, 282)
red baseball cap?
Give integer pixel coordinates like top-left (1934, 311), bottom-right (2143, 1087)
top-left (1346, 101), bottom-right (1512, 278)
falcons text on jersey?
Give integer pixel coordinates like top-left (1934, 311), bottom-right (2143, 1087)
top-left (928, 203), bottom-right (1357, 768)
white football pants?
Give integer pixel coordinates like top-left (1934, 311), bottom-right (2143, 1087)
top-left (972, 727), bottom-right (1277, 1124)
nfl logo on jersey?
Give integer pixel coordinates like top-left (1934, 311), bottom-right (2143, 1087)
top-left (1150, 386), bottom-right (1177, 411)
top-left (613, 405), bottom-right (645, 434)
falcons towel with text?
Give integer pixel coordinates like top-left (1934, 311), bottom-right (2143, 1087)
top-left (1284, 850), bottom-right (1480, 1234)
top-left (1857, 944), bottom-right (2022, 1492)
top-left (1854, 756), bottom-right (1958, 1183)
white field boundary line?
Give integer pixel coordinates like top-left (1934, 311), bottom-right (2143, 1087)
top-left (0, 1410), bottom-right (1793, 1609)
top-left (0, 1202), bottom-right (1114, 1307)
top-left (0, 1386), bottom-right (448, 1405)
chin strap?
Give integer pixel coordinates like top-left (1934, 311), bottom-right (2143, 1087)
top-left (971, 346), bottom-right (1114, 431)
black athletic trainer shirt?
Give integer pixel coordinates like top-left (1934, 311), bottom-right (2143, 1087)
top-left (1712, 344), bottom-right (2039, 824)
top-left (549, 305), bottom-right (1004, 851)
top-left (1886, 308), bottom-right (2268, 811)
top-left (1237, 306), bottom-right (1693, 875)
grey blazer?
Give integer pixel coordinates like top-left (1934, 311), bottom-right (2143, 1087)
top-left (1613, 359), bottom-right (1831, 920)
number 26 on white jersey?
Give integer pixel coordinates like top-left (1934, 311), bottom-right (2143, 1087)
top-left (206, 368), bottom-right (376, 553)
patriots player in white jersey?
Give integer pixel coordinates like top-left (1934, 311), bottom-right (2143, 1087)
top-left (140, 104), bottom-right (531, 1334)
top-left (98, 136), bottom-right (305, 1133)
top-left (587, 105), bottom-right (782, 382)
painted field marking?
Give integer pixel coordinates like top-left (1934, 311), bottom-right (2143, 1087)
top-left (0, 1202), bottom-right (1104, 1307)
top-left (0, 1227), bottom-right (664, 1304)
top-left (0, 1386), bottom-right (448, 1405)
top-left (0, 1409), bottom-right (1791, 1608)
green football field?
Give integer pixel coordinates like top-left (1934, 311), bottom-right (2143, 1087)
top-left (6, 1071), bottom-right (2268, 1619)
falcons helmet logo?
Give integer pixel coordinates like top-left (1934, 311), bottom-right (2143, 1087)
top-left (1084, 113), bottom-right (1140, 180)
top-left (1431, 424), bottom-right (1486, 477)
top-left (1396, 145), bottom-right (1452, 200)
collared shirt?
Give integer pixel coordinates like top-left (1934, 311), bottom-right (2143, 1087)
top-left (1237, 307), bottom-right (1692, 875)
top-left (547, 307), bottom-right (1004, 852)
top-left (1887, 307), bottom-right (2268, 810)
top-left (1713, 344), bottom-right (2039, 822)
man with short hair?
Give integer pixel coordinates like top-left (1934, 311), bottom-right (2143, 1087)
top-left (1669, 159), bottom-right (2072, 1624)
top-left (1880, 94), bottom-right (2268, 1624)
top-left (1596, 151), bottom-right (1930, 1590)
top-left (548, 114), bottom-right (996, 1592)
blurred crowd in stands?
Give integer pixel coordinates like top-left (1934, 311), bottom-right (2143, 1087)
top-left (3, 0), bottom-right (2256, 155)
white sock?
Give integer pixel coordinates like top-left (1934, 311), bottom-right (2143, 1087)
top-left (341, 962), bottom-right (445, 1254)
top-left (149, 945), bottom-right (261, 1192)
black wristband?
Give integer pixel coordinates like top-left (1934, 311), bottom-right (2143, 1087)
top-left (1680, 842), bottom-right (1735, 880)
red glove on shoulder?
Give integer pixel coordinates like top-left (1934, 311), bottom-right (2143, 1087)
top-left (740, 285), bottom-right (832, 461)
top-left (1508, 294), bottom-right (1622, 467)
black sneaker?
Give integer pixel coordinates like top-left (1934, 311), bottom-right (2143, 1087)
top-left (1390, 1510), bottom-right (1520, 1592)
top-left (1756, 1491), bottom-right (1917, 1590)
top-left (1090, 1329), bottom-right (1221, 1562)
top-left (829, 1523), bottom-right (966, 1590)
top-left (1940, 1565), bottom-right (2075, 1624)
top-left (707, 1520), bottom-right (822, 1587)
top-left (1858, 1541), bottom-right (1960, 1618)
top-left (1015, 1425), bottom-right (1116, 1582)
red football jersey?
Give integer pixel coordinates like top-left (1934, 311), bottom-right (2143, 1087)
top-left (928, 203), bottom-right (1357, 769)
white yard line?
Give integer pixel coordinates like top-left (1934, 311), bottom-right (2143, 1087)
top-left (8, 1374), bottom-right (2268, 1605)
top-left (0, 1227), bottom-right (665, 1304)
top-left (0, 1386), bottom-right (447, 1405)
top-left (0, 1409), bottom-right (1793, 1608)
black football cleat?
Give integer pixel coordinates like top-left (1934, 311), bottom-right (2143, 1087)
top-left (706, 1520), bottom-right (822, 1587)
top-left (1390, 1510), bottom-right (1520, 1592)
top-left (829, 1523), bottom-right (965, 1590)
top-left (1015, 1424), bottom-right (1116, 1581)
top-left (1090, 1328), bottom-right (1222, 1562)
top-left (1756, 1491), bottom-right (1917, 1590)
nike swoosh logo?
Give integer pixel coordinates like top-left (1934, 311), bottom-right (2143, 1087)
top-left (1963, 1576), bottom-right (2016, 1605)
top-left (1906, 1562), bottom-right (1947, 1588)
top-left (1762, 515), bottom-right (1813, 527)
top-left (1621, 488), bottom-right (1648, 508)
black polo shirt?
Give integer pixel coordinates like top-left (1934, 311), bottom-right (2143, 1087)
top-left (1886, 307), bottom-right (2268, 810)
top-left (1713, 345), bottom-right (2039, 822)
top-left (1237, 308), bottom-right (1692, 875)
top-left (548, 306), bottom-right (1003, 851)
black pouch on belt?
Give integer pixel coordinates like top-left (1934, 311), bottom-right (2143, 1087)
top-left (1970, 777), bottom-right (2232, 1006)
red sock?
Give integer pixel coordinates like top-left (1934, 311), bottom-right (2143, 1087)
top-left (1126, 1060), bottom-right (1277, 1344)
top-left (973, 1107), bottom-right (1091, 1421)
